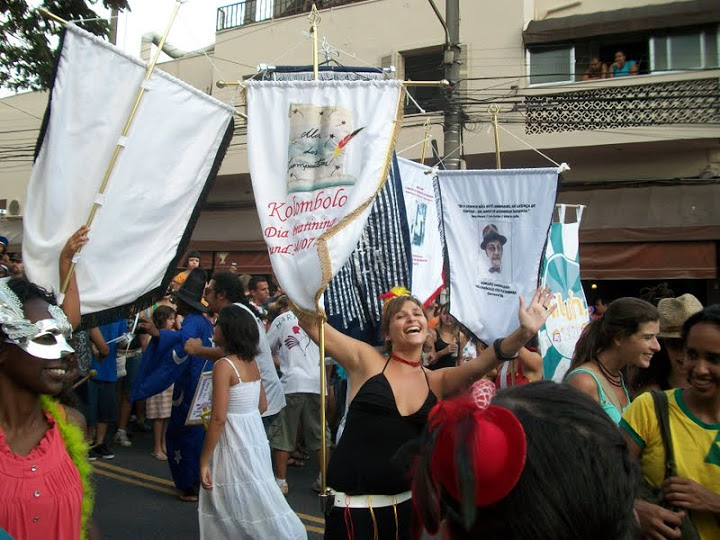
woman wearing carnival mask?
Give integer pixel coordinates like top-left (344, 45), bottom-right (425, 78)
top-left (0, 227), bottom-right (95, 539)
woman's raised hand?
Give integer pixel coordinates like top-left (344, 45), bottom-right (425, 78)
top-left (518, 286), bottom-right (556, 335)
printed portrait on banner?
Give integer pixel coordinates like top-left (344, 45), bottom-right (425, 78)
top-left (287, 104), bottom-right (363, 193)
top-left (411, 200), bottom-right (428, 247)
top-left (477, 222), bottom-right (512, 285)
top-left (437, 168), bottom-right (559, 345)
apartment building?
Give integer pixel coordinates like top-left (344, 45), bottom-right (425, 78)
top-left (0, 0), bottom-right (718, 300)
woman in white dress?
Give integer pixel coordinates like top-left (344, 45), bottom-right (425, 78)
top-left (199, 305), bottom-right (307, 539)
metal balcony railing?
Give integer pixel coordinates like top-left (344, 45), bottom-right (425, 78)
top-left (524, 75), bottom-right (720, 134)
top-left (216, 0), bottom-right (368, 31)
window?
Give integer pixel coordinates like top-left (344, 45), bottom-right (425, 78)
top-left (528, 45), bottom-right (574, 85)
top-left (651, 27), bottom-right (719, 71)
top-left (402, 49), bottom-right (445, 114)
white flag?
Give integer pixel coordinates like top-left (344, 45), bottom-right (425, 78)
top-left (245, 80), bottom-right (404, 312)
top-left (397, 157), bottom-right (443, 305)
top-left (437, 168), bottom-right (559, 344)
top-left (23, 24), bottom-right (234, 320)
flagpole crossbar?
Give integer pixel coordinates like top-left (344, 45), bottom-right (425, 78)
top-left (216, 79), bottom-right (449, 87)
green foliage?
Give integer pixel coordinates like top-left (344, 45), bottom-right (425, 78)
top-left (0, 0), bottom-right (130, 92)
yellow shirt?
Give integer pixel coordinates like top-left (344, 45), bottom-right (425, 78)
top-left (620, 389), bottom-right (720, 539)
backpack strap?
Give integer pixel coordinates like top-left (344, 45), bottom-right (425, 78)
top-left (649, 390), bottom-right (676, 479)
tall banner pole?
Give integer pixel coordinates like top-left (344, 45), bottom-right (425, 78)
top-left (308, 3), bottom-right (329, 502)
top-left (310, 5), bottom-right (320, 80)
top-left (489, 104), bottom-right (502, 170)
top-left (59, 0), bottom-right (184, 293)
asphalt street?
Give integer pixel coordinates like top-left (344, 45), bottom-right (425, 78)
top-left (91, 427), bottom-right (324, 539)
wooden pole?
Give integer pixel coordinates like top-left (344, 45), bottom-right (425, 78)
top-left (489, 104), bottom-right (502, 169)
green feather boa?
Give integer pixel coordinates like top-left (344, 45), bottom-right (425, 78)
top-left (40, 395), bottom-right (94, 540)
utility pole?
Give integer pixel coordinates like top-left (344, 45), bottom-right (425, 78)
top-left (443, 0), bottom-right (462, 170)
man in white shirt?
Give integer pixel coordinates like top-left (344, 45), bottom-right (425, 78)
top-left (266, 295), bottom-right (329, 495)
top-left (183, 272), bottom-right (285, 427)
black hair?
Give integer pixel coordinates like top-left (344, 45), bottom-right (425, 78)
top-left (248, 275), bottom-right (268, 292)
top-left (682, 304), bottom-right (720, 345)
top-left (7, 277), bottom-right (57, 308)
top-left (186, 250), bottom-right (200, 262)
top-left (413, 381), bottom-right (639, 540)
top-left (570, 297), bottom-right (658, 370)
top-left (211, 271), bottom-right (245, 303)
top-left (152, 305), bottom-right (176, 330)
top-left (216, 304), bottom-right (259, 360)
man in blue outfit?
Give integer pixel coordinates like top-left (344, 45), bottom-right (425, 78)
top-left (132, 268), bottom-right (213, 501)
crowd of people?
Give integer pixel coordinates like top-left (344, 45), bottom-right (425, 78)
top-left (0, 241), bottom-right (719, 539)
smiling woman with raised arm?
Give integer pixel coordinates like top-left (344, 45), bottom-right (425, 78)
top-left (296, 285), bottom-right (555, 540)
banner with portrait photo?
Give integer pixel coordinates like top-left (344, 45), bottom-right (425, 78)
top-left (397, 157), bottom-right (443, 306)
top-left (245, 80), bottom-right (404, 313)
top-left (539, 205), bottom-right (591, 382)
top-left (437, 168), bottom-right (559, 345)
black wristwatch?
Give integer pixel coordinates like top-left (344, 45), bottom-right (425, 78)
top-left (493, 338), bottom-right (519, 362)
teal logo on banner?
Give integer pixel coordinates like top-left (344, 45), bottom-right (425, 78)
top-left (539, 221), bottom-right (590, 381)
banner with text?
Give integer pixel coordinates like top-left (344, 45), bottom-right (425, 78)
top-left (539, 205), bottom-right (590, 382)
top-left (245, 80), bottom-right (404, 312)
top-left (437, 168), bottom-right (559, 345)
top-left (397, 157), bottom-right (443, 306)
top-left (23, 24), bottom-right (234, 324)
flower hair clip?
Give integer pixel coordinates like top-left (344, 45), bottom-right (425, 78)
top-left (379, 286), bottom-right (412, 305)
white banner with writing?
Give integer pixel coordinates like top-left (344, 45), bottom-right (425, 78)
top-left (397, 157), bottom-right (444, 306)
top-left (437, 168), bottom-right (559, 344)
top-left (245, 80), bottom-right (404, 312)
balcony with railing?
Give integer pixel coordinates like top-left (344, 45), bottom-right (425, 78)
top-left (216, 0), bottom-right (369, 31)
top-left (522, 71), bottom-right (720, 134)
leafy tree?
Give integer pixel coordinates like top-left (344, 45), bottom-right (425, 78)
top-left (0, 0), bottom-right (130, 92)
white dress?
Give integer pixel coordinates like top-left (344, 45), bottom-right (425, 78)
top-left (199, 358), bottom-right (307, 539)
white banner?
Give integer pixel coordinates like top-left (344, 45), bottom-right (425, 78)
top-left (437, 168), bottom-right (559, 344)
top-left (24, 24), bottom-right (234, 319)
top-left (397, 157), bottom-right (443, 306)
top-left (539, 205), bottom-right (590, 382)
top-left (245, 80), bottom-right (403, 313)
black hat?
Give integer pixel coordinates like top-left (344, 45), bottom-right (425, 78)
top-left (480, 224), bottom-right (507, 250)
top-left (171, 268), bottom-right (207, 313)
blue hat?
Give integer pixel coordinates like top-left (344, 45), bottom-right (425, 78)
top-left (0, 236), bottom-right (8, 248)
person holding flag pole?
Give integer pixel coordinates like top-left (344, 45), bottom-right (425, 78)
top-left (294, 285), bottom-right (555, 539)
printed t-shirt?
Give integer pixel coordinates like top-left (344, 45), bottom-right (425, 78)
top-left (266, 311), bottom-right (320, 394)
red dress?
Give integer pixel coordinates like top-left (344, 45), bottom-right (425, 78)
top-left (0, 411), bottom-right (83, 540)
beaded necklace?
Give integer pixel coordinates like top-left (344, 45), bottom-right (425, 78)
top-left (390, 353), bottom-right (422, 368)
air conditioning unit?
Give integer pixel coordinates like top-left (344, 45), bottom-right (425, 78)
top-left (8, 200), bottom-right (20, 216)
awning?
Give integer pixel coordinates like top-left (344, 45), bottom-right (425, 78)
top-left (580, 241), bottom-right (716, 280)
top-left (559, 182), bottom-right (719, 280)
top-left (558, 182), bottom-right (720, 244)
top-left (524, 0), bottom-right (720, 45)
